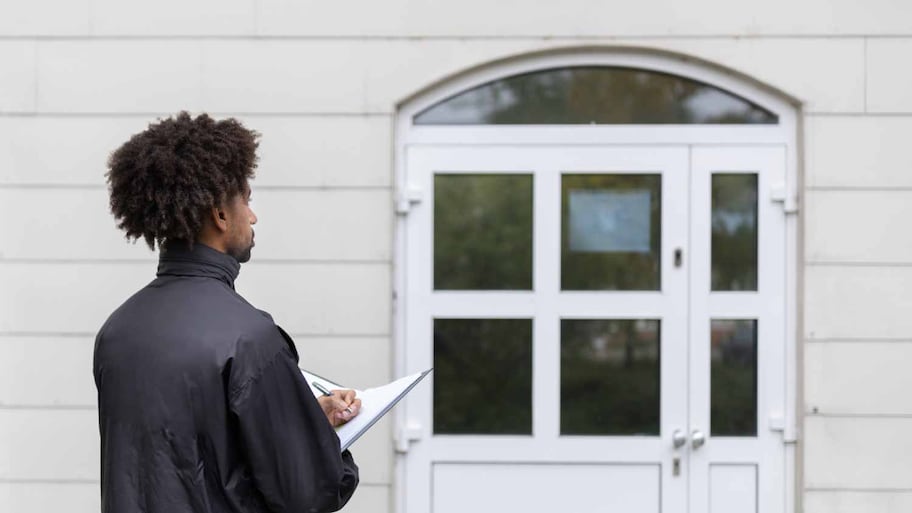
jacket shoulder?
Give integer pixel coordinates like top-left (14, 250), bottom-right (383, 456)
top-left (226, 305), bottom-right (299, 398)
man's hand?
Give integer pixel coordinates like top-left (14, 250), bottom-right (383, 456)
top-left (317, 389), bottom-right (362, 428)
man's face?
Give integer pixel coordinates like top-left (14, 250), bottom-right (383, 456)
top-left (224, 186), bottom-right (257, 263)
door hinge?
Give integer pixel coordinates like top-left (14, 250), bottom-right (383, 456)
top-left (770, 184), bottom-right (798, 215)
top-left (395, 188), bottom-right (423, 216)
top-left (395, 422), bottom-right (423, 453)
top-left (769, 413), bottom-right (798, 445)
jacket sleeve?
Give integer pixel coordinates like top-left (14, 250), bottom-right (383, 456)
top-left (229, 342), bottom-right (359, 513)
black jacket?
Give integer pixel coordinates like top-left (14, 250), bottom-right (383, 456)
top-left (93, 243), bottom-right (358, 513)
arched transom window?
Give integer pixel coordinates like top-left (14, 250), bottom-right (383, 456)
top-left (414, 66), bottom-right (778, 125)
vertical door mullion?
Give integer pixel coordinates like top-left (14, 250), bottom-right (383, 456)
top-left (534, 165), bottom-right (561, 443)
top-left (688, 147), bottom-right (713, 513)
top-left (403, 146), bottom-right (436, 513)
top-left (660, 152), bottom-right (692, 513)
top-left (756, 147), bottom-right (788, 513)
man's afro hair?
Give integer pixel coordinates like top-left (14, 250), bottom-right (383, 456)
top-left (106, 111), bottom-right (259, 249)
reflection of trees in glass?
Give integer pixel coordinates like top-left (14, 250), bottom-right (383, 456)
top-left (560, 320), bottom-right (660, 435)
top-left (434, 174), bottom-right (533, 290)
top-left (711, 174), bottom-right (758, 291)
top-left (710, 320), bottom-right (757, 436)
top-left (562, 175), bottom-right (661, 291)
top-left (433, 319), bottom-right (532, 434)
top-left (415, 67), bottom-right (778, 125)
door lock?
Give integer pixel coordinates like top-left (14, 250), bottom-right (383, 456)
top-left (671, 429), bottom-right (686, 477)
top-left (674, 248), bottom-right (683, 268)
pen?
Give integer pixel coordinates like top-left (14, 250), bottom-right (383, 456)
top-left (312, 381), bottom-right (333, 396)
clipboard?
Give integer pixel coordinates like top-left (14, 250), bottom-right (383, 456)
top-left (300, 368), bottom-right (432, 451)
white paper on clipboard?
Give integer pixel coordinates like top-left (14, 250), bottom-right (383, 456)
top-left (300, 368), bottom-right (432, 451)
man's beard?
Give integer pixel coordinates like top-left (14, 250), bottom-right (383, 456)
top-left (228, 231), bottom-right (255, 263)
top-left (231, 244), bottom-right (253, 263)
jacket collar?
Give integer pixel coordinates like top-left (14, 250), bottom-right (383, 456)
top-left (157, 241), bottom-right (241, 289)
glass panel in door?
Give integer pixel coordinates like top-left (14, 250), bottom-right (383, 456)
top-left (433, 318), bottom-right (533, 434)
top-left (561, 174), bottom-right (662, 290)
top-left (561, 319), bottom-right (661, 435)
top-left (710, 319), bottom-right (757, 436)
top-left (434, 174), bottom-right (533, 290)
top-left (711, 173), bottom-right (758, 291)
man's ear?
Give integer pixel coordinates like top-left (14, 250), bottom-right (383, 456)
top-left (210, 205), bottom-right (229, 233)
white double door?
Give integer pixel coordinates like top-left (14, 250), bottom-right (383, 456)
top-left (401, 145), bottom-right (787, 513)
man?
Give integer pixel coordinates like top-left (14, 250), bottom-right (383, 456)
top-left (93, 112), bottom-right (360, 513)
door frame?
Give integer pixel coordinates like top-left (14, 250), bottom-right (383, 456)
top-left (392, 47), bottom-right (801, 513)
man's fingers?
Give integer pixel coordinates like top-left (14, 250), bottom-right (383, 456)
top-left (336, 389), bottom-right (357, 404)
top-left (319, 393), bottom-right (361, 426)
top-left (332, 398), bottom-right (362, 422)
top-left (332, 398), bottom-right (350, 413)
top-left (324, 389), bottom-right (360, 425)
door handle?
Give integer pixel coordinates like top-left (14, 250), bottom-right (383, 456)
top-left (691, 429), bottom-right (706, 450)
top-left (672, 429), bottom-right (687, 449)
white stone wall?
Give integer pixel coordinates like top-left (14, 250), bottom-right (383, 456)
top-left (802, 112), bottom-right (912, 510)
top-left (2, 1), bottom-right (912, 512)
